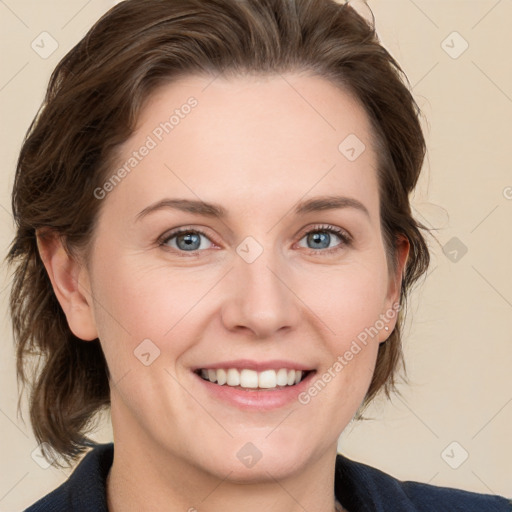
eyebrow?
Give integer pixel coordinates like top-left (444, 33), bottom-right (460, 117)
top-left (135, 195), bottom-right (370, 221)
top-left (294, 195), bottom-right (370, 219)
top-left (136, 198), bottom-right (227, 221)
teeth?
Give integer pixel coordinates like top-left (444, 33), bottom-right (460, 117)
top-left (258, 369), bottom-right (276, 389)
top-left (276, 368), bottom-right (288, 386)
top-left (199, 368), bottom-right (306, 389)
top-left (226, 368), bottom-right (240, 386)
top-left (216, 368), bottom-right (227, 385)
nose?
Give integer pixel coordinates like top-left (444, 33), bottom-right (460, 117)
top-left (220, 247), bottom-right (301, 338)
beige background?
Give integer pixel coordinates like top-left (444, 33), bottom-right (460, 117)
top-left (1, 0), bottom-right (511, 510)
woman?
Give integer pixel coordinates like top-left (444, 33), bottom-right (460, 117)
top-left (7, 0), bottom-right (510, 511)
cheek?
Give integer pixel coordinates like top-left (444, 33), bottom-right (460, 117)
top-left (89, 255), bottom-right (215, 366)
top-left (299, 258), bottom-right (389, 342)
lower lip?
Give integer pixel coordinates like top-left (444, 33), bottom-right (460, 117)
top-left (193, 371), bottom-right (316, 411)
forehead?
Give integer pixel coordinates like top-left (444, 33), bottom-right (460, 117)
top-left (108, 73), bottom-right (380, 219)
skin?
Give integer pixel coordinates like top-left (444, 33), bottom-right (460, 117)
top-left (38, 73), bottom-right (409, 512)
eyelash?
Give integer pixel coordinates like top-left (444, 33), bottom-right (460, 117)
top-left (301, 224), bottom-right (352, 254)
top-left (158, 224), bottom-right (352, 257)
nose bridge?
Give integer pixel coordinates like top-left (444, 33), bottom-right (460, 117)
top-left (221, 238), bottom-right (299, 336)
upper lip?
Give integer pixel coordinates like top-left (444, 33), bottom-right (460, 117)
top-left (192, 359), bottom-right (314, 372)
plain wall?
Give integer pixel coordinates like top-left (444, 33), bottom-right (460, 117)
top-left (1, 0), bottom-right (511, 510)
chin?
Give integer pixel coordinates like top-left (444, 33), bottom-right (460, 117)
top-left (191, 433), bottom-right (317, 484)
top-left (212, 451), bottom-right (309, 484)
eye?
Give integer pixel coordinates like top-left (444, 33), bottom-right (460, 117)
top-left (297, 225), bottom-right (351, 253)
top-left (160, 229), bottom-right (214, 252)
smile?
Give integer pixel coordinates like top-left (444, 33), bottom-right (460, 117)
top-left (196, 368), bottom-right (313, 390)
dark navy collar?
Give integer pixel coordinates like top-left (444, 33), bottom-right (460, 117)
top-left (334, 450), bottom-right (511, 511)
top-left (25, 443), bottom-right (511, 512)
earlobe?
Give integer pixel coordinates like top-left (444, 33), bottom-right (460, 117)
top-left (36, 229), bottom-right (98, 341)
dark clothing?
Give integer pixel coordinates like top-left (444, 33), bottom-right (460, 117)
top-left (25, 443), bottom-right (511, 511)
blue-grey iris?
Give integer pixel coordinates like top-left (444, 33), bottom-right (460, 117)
top-left (307, 232), bottom-right (331, 249)
top-left (177, 232), bottom-right (201, 251)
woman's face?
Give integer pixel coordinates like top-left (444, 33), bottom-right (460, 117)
top-left (79, 73), bottom-right (407, 479)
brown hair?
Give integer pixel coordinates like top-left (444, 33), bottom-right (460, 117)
top-left (7, 0), bottom-right (430, 465)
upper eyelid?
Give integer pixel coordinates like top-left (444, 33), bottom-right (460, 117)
top-left (297, 224), bottom-right (351, 239)
top-left (160, 227), bottom-right (217, 245)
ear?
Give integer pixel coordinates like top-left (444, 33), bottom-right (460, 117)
top-left (380, 235), bottom-right (410, 341)
top-left (36, 229), bottom-right (98, 341)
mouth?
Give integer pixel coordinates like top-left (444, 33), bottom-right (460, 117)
top-left (194, 367), bottom-right (314, 391)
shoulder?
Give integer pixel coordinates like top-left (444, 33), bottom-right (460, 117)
top-left (24, 443), bottom-right (113, 512)
top-left (335, 453), bottom-right (512, 512)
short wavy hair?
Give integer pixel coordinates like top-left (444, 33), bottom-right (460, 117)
top-left (7, 0), bottom-right (430, 465)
